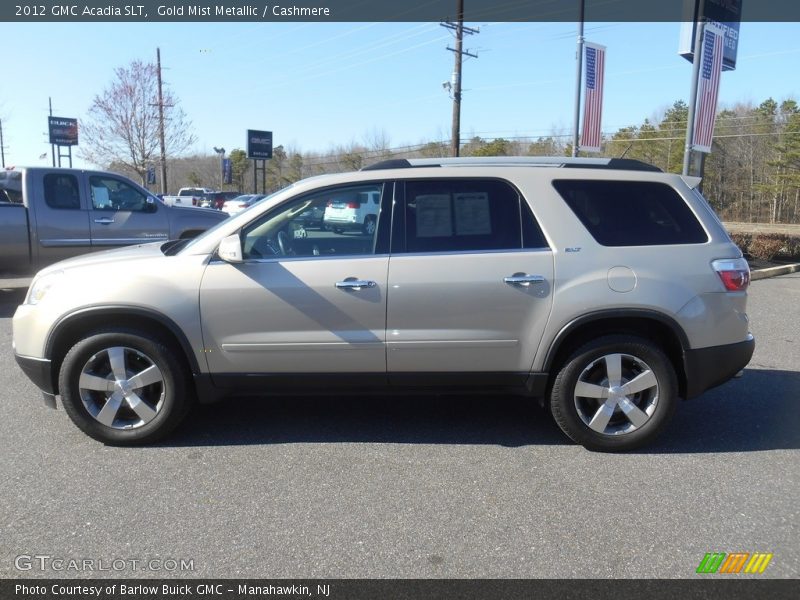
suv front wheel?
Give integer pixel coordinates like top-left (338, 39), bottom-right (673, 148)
top-left (550, 335), bottom-right (678, 452)
top-left (58, 329), bottom-right (192, 445)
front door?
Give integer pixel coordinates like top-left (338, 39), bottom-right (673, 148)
top-left (87, 175), bottom-right (169, 247)
top-left (199, 181), bottom-right (391, 390)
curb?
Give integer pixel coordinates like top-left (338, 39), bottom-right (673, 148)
top-left (751, 263), bottom-right (800, 281)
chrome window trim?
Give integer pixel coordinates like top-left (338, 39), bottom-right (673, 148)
top-left (209, 253), bottom-right (391, 265)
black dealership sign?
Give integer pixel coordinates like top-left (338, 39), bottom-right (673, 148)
top-left (247, 129), bottom-right (272, 159)
top-left (48, 116), bottom-right (79, 146)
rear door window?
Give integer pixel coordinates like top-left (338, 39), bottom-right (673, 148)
top-left (398, 179), bottom-right (547, 253)
top-left (43, 173), bottom-right (81, 210)
top-left (552, 180), bottom-right (708, 246)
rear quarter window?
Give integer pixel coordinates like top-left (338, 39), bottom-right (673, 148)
top-left (553, 180), bottom-right (708, 246)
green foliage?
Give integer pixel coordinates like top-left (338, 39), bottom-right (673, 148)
top-left (469, 138), bottom-right (513, 157)
top-left (187, 171), bottom-right (202, 187)
top-left (228, 149), bottom-right (249, 192)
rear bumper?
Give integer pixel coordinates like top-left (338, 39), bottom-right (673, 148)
top-left (684, 334), bottom-right (755, 399)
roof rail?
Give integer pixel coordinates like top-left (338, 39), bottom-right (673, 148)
top-left (362, 156), bottom-right (662, 172)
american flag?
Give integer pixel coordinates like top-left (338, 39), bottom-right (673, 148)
top-left (580, 42), bottom-right (606, 153)
top-left (692, 25), bottom-right (724, 153)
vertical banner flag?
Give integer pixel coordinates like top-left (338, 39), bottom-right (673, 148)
top-left (223, 158), bottom-right (232, 185)
top-left (692, 24), bottom-right (725, 153)
top-left (580, 42), bottom-right (606, 153)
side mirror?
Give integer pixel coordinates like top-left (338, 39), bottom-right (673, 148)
top-left (145, 197), bottom-right (158, 213)
top-left (217, 233), bottom-right (243, 263)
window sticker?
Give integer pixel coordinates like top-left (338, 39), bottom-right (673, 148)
top-left (414, 194), bottom-right (453, 237)
top-left (454, 192), bottom-right (491, 235)
top-left (92, 185), bottom-right (111, 209)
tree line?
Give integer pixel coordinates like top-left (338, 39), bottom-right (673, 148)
top-left (83, 59), bottom-right (799, 224)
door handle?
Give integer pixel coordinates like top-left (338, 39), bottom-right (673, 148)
top-left (504, 274), bottom-right (545, 287)
top-left (94, 218), bottom-right (115, 224)
top-left (335, 279), bottom-right (377, 291)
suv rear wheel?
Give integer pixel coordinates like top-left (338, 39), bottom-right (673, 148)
top-left (58, 329), bottom-right (192, 445)
top-left (550, 335), bottom-right (678, 451)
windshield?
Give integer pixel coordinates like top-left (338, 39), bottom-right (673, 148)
top-left (178, 187), bottom-right (291, 254)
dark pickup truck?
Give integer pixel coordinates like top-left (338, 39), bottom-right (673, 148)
top-left (0, 167), bottom-right (228, 275)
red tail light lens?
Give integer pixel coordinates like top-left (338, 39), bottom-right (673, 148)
top-left (326, 200), bottom-right (333, 207)
top-left (712, 258), bottom-right (750, 291)
top-left (346, 202), bottom-right (359, 209)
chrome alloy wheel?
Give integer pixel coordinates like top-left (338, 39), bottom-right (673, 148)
top-left (573, 353), bottom-right (659, 436)
top-left (78, 346), bottom-right (165, 429)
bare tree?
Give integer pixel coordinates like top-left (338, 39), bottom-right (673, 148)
top-left (80, 59), bottom-right (195, 185)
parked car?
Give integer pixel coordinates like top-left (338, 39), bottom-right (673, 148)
top-left (221, 194), bottom-right (265, 215)
top-left (296, 203), bottom-right (326, 229)
top-left (13, 157), bottom-right (754, 450)
top-left (322, 189), bottom-right (380, 234)
top-left (0, 167), bottom-right (228, 275)
top-left (200, 191), bottom-right (241, 210)
top-left (162, 187), bottom-right (216, 207)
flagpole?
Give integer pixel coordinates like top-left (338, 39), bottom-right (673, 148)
top-left (571, 0), bottom-right (585, 157)
top-left (683, 19), bottom-right (706, 176)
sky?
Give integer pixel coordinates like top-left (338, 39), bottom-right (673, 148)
top-left (1, 20), bottom-right (799, 169)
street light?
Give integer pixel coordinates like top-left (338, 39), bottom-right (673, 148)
top-left (213, 146), bottom-right (225, 190)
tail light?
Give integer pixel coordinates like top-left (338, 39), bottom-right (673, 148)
top-left (712, 258), bottom-right (750, 291)
top-left (192, 198), bottom-right (197, 206)
top-left (346, 202), bottom-right (359, 209)
top-left (326, 200), bottom-right (333, 207)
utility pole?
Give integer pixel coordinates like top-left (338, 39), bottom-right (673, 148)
top-left (0, 118), bottom-right (5, 168)
top-left (156, 48), bottom-right (168, 194)
top-left (49, 97), bottom-right (55, 167)
top-left (442, 0), bottom-right (478, 157)
top-left (571, 0), bottom-right (585, 157)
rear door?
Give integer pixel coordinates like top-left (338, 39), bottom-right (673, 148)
top-left (386, 178), bottom-right (554, 386)
top-left (87, 174), bottom-right (170, 247)
top-left (30, 171), bottom-right (92, 265)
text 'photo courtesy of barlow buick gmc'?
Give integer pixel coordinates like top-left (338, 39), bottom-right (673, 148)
top-left (11, 157), bottom-right (755, 451)
top-left (0, 167), bottom-right (229, 275)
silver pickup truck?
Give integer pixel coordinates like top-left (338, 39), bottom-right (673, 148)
top-left (0, 167), bottom-right (228, 275)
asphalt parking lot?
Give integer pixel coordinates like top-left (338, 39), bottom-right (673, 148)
top-left (0, 274), bottom-right (797, 579)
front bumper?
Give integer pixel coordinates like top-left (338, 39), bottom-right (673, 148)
top-left (15, 353), bottom-right (57, 407)
top-left (683, 334), bottom-right (755, 399)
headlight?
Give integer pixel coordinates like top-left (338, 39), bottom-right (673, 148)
top-left (25, 270), bottom-right (64, 305)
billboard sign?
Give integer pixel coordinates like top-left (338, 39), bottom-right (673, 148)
top-left (247, 129), bottom-right (273, 159)
top-left (48, 116), bottom-right (79, 146)
top-left (679, 0), bottom-right (741, 71)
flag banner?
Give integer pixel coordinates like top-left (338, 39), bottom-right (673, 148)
top-left (692, 24), bottom-right (725, 153)
top-left (580, 42), bottom-right (606, 153)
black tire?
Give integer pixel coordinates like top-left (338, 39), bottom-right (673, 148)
top-left (58, 329), bottom-right (192, 445)
top-left (549, 335), bottom-right (678, 452)
top-left (363, 215), bottom-right (377, 236)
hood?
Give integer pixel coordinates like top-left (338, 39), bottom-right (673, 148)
top-left (36, 241), bottom-right (173, 277)
top-left (168, 204), bottom-right (229, 219)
